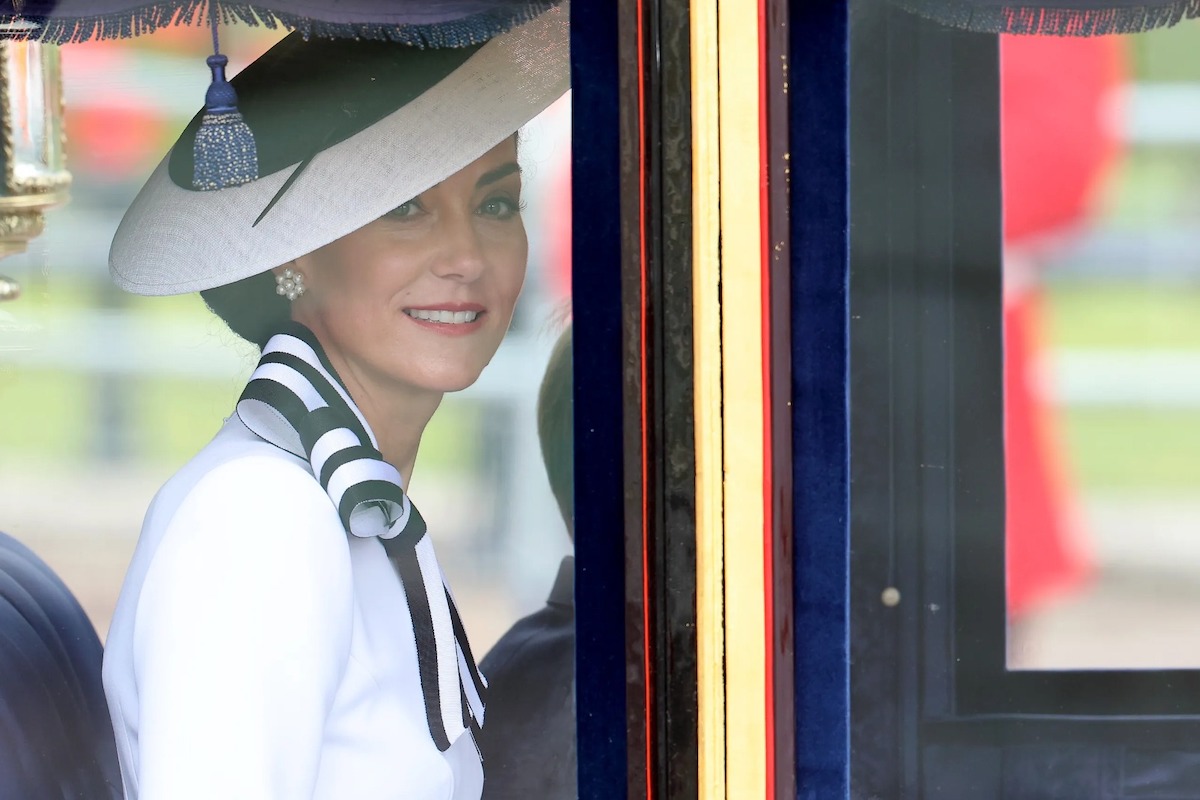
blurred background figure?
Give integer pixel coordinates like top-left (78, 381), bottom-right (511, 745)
top-left (478, 323), bottom-right (575, 800)
top-left (1001, 32), bottom-right (1127, 621)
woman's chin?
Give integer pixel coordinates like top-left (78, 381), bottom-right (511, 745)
top-left (418, 369), bottom-right (486, 395)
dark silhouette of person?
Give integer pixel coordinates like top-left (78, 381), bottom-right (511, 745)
top-left (479, 324), bottom-right (575, 799)
top-left (0, 531), bottom-right (121, 798)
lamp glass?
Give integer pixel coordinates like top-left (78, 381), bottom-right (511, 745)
top-left (5, 41), bottom-right (64, 187)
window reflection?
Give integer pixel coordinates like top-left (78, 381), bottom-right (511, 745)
top-left (1005, 25), bottom-right (1200, 669)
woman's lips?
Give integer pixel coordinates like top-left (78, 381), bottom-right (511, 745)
top-left (402, 305), bottom-right (486, 335)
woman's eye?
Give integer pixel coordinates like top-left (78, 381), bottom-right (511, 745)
top-left (384, 199), bottom-right (422, 220)
top-left (478, 196), bottom-right (521, 220)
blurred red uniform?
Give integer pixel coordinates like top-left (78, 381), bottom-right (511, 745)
top-left (1002, 33), bottom-right (1127, 615)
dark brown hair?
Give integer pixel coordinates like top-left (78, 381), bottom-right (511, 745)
top-left (200, 271), bottom-right (291, 349)
top-left (537, 324), bottom-right (573, 537)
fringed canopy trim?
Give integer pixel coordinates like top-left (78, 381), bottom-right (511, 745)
top-left (0, 0), bottom-right (561, 46)
top-left (890, 0), bottom-right (1200, 35)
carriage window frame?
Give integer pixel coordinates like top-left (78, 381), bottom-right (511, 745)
top-left (849, 2), bottom-right (1200, 720)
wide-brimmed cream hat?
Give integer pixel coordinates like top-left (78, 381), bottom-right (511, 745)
top-left (109, 2), bottom-right (568, 297)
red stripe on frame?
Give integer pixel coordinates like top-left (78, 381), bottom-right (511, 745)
top-left (636, 1), bottom-right (654, 797)
top-left (757, 0), bottom-right (775, 797)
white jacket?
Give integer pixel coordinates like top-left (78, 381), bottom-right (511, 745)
top-left (103, 416), bottom-right (483, 800)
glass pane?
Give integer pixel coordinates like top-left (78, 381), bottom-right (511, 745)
top-left (0, 19), bottom-right (576, 795)
top-left (1005, 26), bottom-right (1200, 669)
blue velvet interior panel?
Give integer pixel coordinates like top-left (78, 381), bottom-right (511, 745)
top-left (789, 1), bottom-right (851, 798)
top-left (569, 4), bottom-right (627, 799)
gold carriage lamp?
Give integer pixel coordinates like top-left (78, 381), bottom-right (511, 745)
top-left (0, 28), bottom-right (69, 302)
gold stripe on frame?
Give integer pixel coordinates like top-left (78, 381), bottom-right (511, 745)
top-left (716, 3), bottom-right (768, 798)
top-left (690, 0), bottom-right (725, 798)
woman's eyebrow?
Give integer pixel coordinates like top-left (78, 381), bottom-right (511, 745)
top-left (476, 162), bottom-right (521, 188)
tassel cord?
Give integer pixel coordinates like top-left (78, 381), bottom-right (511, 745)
top-left (209, 0), bottom-right (221, 54)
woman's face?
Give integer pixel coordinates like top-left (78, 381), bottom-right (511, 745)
top-left (288, 139), bottom-right (527, 396)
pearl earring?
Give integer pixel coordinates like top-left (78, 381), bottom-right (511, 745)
top-left (275, 268), bottom-right (305, 301)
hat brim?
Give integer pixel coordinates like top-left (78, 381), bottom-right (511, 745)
top-left (109, 3), bottom-right (568, 296)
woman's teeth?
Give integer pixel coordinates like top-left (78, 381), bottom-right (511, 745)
top-left (404, 309), bottom-right (480, 324)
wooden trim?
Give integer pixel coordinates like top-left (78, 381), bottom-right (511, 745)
top-left (762, 1), bottom-right (795, 797)
top-left (626, 0), bottom-right (701, 795)
top-left (718, 4), bottom-right (768, 797)
top-left (650, 0), bottom-right (702, 794)
top-left (618, 0), bottom-right (650, 796)
top-left (636, 0), bottom-right (654, 791)
top-left (691, 0), bottom-right (725, 797)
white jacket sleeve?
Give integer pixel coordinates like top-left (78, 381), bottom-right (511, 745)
top-left (131, 455), bottom-right (353, 800)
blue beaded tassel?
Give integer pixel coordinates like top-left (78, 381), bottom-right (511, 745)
top-left (192, 5), bottom-right (258, 191)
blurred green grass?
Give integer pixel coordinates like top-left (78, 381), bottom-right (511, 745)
top-left (1130, 24), bottom-right (1200, 83)
top-left (1062, 408), bottom-right (1200, 492)
top-left (1044, 281), bottom-right (1200, 350)
top-left (1045, 281), bottom-right (1200, 492)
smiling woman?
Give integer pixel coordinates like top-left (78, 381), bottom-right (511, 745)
top-left (288, 140), bottom-right (528, 404)
top-left (95, 8), bottom-right (568, 800)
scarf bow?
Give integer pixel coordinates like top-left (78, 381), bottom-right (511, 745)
top-left (236, 323), bottom-right (486, 751)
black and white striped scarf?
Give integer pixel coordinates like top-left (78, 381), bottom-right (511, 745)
top-left (235, 322), bottom-right (486, 751)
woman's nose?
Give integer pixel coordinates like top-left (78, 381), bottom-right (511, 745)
top-left (430, 213), bottom-right (487, 282)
